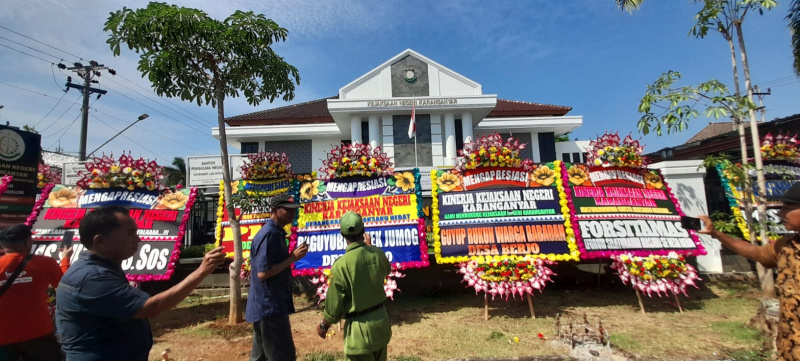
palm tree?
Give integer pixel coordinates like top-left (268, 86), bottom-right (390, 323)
top-left (163, 157), bottom-right (186, 187)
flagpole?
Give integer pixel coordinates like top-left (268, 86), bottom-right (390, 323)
top-left (412, 95), bottom-right (418, 169)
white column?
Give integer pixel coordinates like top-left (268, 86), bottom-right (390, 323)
top-left (368, 115), bottom-right (380, 149)
top-left (350, 116), bottom-right (362, 144)
top-left (461, 112), bottom-right (473, 144)
top-left (444, 113), bottom-right (456, 167)
top-left (430, 114), bottom-right (443, 167)
top-left (381, 115), bottom-right (394, 160)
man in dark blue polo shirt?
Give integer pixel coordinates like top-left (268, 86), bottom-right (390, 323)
top-left (56, 206), bottom-right (225, 361)
top-left (246, 193), bottom-right (308, 361)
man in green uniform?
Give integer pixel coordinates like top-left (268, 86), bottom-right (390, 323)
top-left (316, 211), bottom-right (392, 361)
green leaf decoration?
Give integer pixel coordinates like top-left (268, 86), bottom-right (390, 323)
top-left (387, 177), bottom-right (396, 186)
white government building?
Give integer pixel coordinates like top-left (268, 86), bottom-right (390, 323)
top-left (208, 49), bottom-right (587, 182)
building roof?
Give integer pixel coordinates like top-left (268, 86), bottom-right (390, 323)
top-left (486, 99), bottom-right (571, 117)
top-left (684, 122), bottom-right (749, 144)
top-left (225, 97), bottom-right (571, 126)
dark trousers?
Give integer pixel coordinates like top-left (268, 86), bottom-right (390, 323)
top-left (0, 333), bottom-right (62, 361)
top-left (250, 315), bottom-right (296, 361)
top-left (345, 347), bottom-right (387, 361)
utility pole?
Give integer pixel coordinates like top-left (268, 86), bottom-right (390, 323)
top-left (62, 61), bottom-right (115, 160)
top-left (753, 85), bottom-right (771, 123)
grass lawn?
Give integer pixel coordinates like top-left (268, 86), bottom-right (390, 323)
top-left (147, 279), bottom-right (770, 361)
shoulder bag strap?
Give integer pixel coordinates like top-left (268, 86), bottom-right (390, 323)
top-left (0, 253), bottom-right (35, 298)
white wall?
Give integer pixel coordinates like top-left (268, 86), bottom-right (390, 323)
top-left (651, 160), bottom-right (723, 273)
top-left (555, 140), bottom-right (590, 155)
top-left (311, 137), bottom-right (347, 173)
top-left (435, 67), bottom-right (479, 96)
top-left (342, 71), bottom-right (384, 99)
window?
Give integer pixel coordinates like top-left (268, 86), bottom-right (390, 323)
top-left (241, 142), bottom-right (259, 154)
top-left (572, 153), bottom-right (581, 164)
top-left (361, 121), bottom-right (370, 145)
top-left (562, 153), bottom-right (571, 162)
top-left (455, 119), bottom-right (464, 151)
top-left (537, 133), bottom-right (556, 162)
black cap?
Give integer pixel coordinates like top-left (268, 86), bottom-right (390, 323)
top-left (270, 193), bottom-right (302, 209)
top-left (0, 224), bottom-right (32, 244)
top-left (776, 182), bottom-right (800, 204)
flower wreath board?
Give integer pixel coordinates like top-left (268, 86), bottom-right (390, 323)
top-left (26, 154), bottom-right (197, 282)
top-left (292, 170), bottom-right (428, 273)
top-left (717, 135), bottom-right (800, 242)
top-left (28, 185), bottom-right (197, 282)
top-left (213, 178), bottom-right (293, 278)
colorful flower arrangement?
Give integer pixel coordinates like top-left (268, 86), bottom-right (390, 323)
top-left (586, 133), bottom-right (644, 168)
top-left (717, 163), bottom-right (758, 241)
top-left (239, 151), bottom-right (293, 180)
top-left (320, 143), bottom-right (392, 179)
top-left (76, 153), bottom-right (165, 191)
top-left (0, 175), bottom-right (12, 196)
top-left (37, 164), bottom-right (61, 188)
top-left (761, 132), bottom-right (799, 161)
top-left (458, 256), bottom-right (556, 300)
top-left (610, 252), bottom-right (700, 297)
top-left (311, 269), bottom-right (406, 303)
top-left (454, 133), bottom-right (534, 173)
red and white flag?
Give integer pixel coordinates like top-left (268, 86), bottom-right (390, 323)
top-left (407, 97), bottom-right (416, 139)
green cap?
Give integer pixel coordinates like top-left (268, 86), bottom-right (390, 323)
top-left (340, 211), bottom-right (364, 236)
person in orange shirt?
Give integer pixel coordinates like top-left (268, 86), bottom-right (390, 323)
top-left (0, 224), bottom-right (72, 361)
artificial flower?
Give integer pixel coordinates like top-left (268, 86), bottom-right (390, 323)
top-left (300, 180), bottom-right (320, 200)
top-left (532, 166), bottom-right (555, 186)
top-left (48, 188), bottom-right (79, 208)
top-left (437, 173), bottom-right (461, 192)
top-left (394, 172), bottom-right (416, 192)
top-left (567, 165), bottom-right (590, 186)
top-left (158, 192), bottom-right (189, 210)
top-left (644, 171), bottom-right (664, 189)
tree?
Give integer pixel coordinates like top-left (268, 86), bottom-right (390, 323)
top-left (22, 125), bottom-right (38, 134)
top-left (617, 0), bottom-right (778, 297)
top-left (791, 0), bottom-right (800, 75)
top-left (164, 157), bottom-right (186, 186)
top-left (105, 2), bottom-right (300, 323)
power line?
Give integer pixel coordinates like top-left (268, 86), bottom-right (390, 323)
top-left (0, 80), bottom-right (61, 99)
top-left (91, 112), bottom-right (170, 161)
top-left (0, 25), bottom-right (82, 61)
top-left (38, 96), bottom-right (82, 133)
top-left (33, 91), bottom-right (67, 128)
top-left (0, 35), bottom-right (62, 61)
top-left (100, 81), bottom-right (216, 138)
top-left (115, 74), bottom-right (215, 126)
top-left (91, 106), bottom-right (209, 153)
top-left (0, 43), bottom-right (52, 64)
top-left (45, 111), bottom-right (81, 148)
top-left (104, 75), bottom-right (215, 127)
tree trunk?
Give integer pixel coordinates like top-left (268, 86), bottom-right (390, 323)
top-left (725, 28), bottom-right (772, 296)
top-left (215, 86), bottom-right (245, 323)
top-left (736, 21), bottom-right (775, 298)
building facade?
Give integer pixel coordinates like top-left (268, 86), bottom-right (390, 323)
top-left (213, 49), bottom-right (583, 180)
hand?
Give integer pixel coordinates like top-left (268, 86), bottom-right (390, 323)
top-left (364, 232), bottom-right (372, 246)
top-left (317, 321), bottom-right (329, 339)
top-left (697, 215), bottom-right (716, 236)
top-left (290, 244), bottom-right (308, 262)
top-left (199, 247), bottom-right (226, 274)
top-left (60, 246), bottom-right (74, 260)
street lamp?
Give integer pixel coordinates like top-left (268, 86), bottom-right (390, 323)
top-left (87, 114), bottom-right (149, 158)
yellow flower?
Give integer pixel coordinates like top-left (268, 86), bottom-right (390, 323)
top-left (567, 165), bottom-right (589, 186)
top-left (48, 188), bottom-right (79, 208)
top-left (159, 192), bottom-right (189, 210)
top-left (644, 172), bottom-right (664, 189)
top-left (394, 172), bottom-right (416, 192)
top-left (300, 180), bottom-right (320, 200)
top-left (437, 173), bottom-right (461, 192)
top-left (532, 166), bottom-right (555, 186)
top-left (513, 336), bottom-right (520, 343)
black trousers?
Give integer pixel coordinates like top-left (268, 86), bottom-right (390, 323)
top-left (250, 315), bottom-right (296, 361)
top-left (0, 333), bottom-right (62, 361)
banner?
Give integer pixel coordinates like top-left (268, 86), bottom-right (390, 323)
top-left (291, 170), bottom-right (428, 275)
top-left (432, 164), bottom-right (579, 264)
top-left (0, 125), bottom-right (41, 227)
top-left (565, 165), bottom-right (703, 258)
top-left (215, 178), bottom-right (293, 255)
top-left (28, 185), bottom-right (198, 281)
top-left (717, 161), bottom-right (800, 241)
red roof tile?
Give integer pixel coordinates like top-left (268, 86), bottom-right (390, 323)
top-left (487, 99), bottom-right (571, 117)
top-left (225, 96), bottom-right (337, 126)
top-left (225, 97), bottom-right (571, 126)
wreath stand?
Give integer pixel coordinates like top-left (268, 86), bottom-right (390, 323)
top-left (483, 293), bottom-right (536, 320)
top-left (634, 289), bottom-right (683, 315)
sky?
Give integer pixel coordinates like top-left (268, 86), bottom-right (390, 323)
top-left (1, 0), bottom-right (798, 163)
